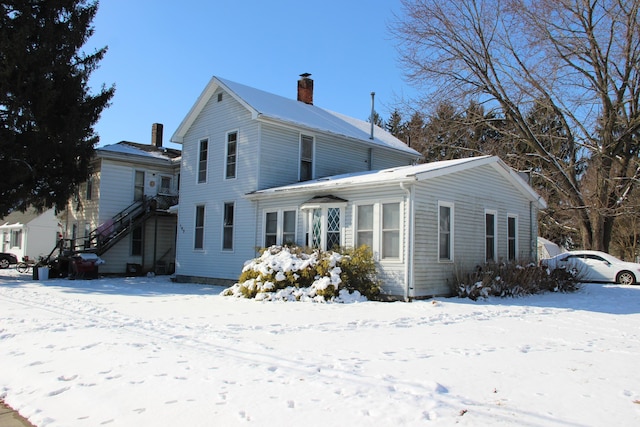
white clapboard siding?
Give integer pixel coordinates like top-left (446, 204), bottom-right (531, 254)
top-left (411, 164), bottom-right (538, 297)
top-left (176, 88), bottom-right (260, 282)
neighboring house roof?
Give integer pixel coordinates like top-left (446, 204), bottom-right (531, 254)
top-left (97, 141), bottom-right (181, 162)
top-left (0, 208), bottom-right (47, 227)
top-left (171, 76), bottom-right (421, 158)
top-left (247, 155), bottom-right (547, 208)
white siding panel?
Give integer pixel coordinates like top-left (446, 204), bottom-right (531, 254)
top-left (411, 164), bottom-right (538, 297)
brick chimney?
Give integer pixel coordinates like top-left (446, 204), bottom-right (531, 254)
top-left (151, 123), bottom-right (163, 147)
top-left (297, 73), bottom-right (313, 105)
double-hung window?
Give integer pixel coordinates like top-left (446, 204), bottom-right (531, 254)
top-left (507, 214), bottom-right (518, 261)
top-left (134, 170), bottom-right (144, 201)
top-left (198, 139), bottom-right (208, 183)
top-left (485, 210), bottom-right (497, 262)
top-left (194, 205), bottom-right (205, 250)
top-left (131, 225), bottom-right (143, 256)
top-left (382, 203), bottom-right (400, 259)
top-left (225, 131), bottom-right (237, 179)
top-left (223, 202), bottom-right (234, 250)
top-left (438, 202), bottom-right (454, 261)
top-left (355, 202), bottom-right (402, 260)
top-left (10, 230), bottom-right (22, 249)
top-left (299, 135), bottom-right (314, 181)
top-left (264, 210), bottom-right (296, 247)
top-left (356, 204), bottom-right (374, 249)
top-left (86, 176), bottom-right (93, 200)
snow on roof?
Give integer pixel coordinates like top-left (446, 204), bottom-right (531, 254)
top-left (248, 155), bottom-right (546, 208)
top-left (172, 76), bottom-right (421, 157)
top-left (248, 156), bottom-right (494, 197)
top-left (98, 142), bottom-right (180, 161)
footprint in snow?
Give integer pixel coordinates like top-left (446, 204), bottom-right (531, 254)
top-left (48, 386), bottom-right (70, 396)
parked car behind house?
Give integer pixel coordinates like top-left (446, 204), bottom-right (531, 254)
top-left (541, 250), bottom-right (640, 285)
top-left (0, 252), bottom-right (18, 269)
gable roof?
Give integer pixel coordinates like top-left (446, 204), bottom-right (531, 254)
top-left (0, 208), bottom-right (49, 227)
top-left (247, 156), bottom-right (547, 208)
top-left (171, 76), bottom-right (421, 157)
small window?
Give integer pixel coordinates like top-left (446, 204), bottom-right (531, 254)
top-left (198, 139), bottom-right (208, 183)
top-left (217, 92), bottom-right (223, 102)
top-left (134, 170), bottom-right (144, 201)
top-left (131, 225), bottom-right (143, 256)
top-left (382, 203), bottom-right (400, 258)
top-left (265, 212), bottom-right (278, 247)
top-left (438, 203), bottom-right (453, 261)
top-left (356, 205), bottom-right (374, 249)
top-left (194, 205), bottom-right (205, 250)
top-left (486, 211), bottom-right (497, 262)
top-left (507, 215), bottom-right (517, 261)
top-left (223, 202), bottom-right (234, 250)
top-left (86, 176), bottom-right (93, 200)
top-left (225, 131), bottom-right (237, 179)
top-left (84, 223), bottom-right (91, 249)
top-left (160, 176), bottom-right (172, 194)
top-left (282, 211), bottom-right (296, 244)
top-left (299, 135), bottom-right (314, 181)
top-left (10, 230), bottom-right (22, 249)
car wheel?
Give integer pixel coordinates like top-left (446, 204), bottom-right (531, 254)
top-left (616, 271), bottom-right (636, 286)
top-left (0, 258), bottom-right (9, 269)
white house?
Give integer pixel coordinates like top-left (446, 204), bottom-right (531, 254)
top-left (60, 124), bottom-right (181, 275)
top-left (247, 156), bottom-right (546, 299)
top-left (170, 74), bottom-right (546, 299)
top-left (0, 208), bottom-right (59, 262)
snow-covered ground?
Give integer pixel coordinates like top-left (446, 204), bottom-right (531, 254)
top-left (1, 268), bottom-right (639, 426)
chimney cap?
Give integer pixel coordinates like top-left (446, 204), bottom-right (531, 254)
top-left (299, 73), bottom-right (312, 79)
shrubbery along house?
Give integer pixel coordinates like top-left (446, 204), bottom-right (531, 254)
top-left (170, 74), bottom-right (546, 300)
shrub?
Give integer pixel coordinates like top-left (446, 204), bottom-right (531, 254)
top-left (454, 261), bottom-right (580, 300)
top-left (222, 245), bottom-right (381, 302)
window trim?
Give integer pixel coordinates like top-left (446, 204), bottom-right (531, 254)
top-left (299, 134), bottom-right (315, 181)
top-left (507, 214), bottom-right (518, 261)
top-left (197, 138), bottom-right (208, 184)
top-left (222, 202), bottom-right (235, 251)
top-left (485, 209), bottom-right (498, 262)
top-left (194, 204), bottom-right (205, 250)
top-left (438, 201), bottom-right (454, 262)
top-left (224, 130), bottom-right (238, 180)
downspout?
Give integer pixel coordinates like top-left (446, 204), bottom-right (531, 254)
top-left (400, 181), bottom-right (414, 302)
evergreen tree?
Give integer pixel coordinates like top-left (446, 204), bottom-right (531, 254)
top-left (0, 0), bottom-right (114, 217)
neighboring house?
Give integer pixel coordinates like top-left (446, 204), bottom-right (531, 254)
top-left (170, 74), bottom-right (546, 299)
top-left (60, 124), bottom-right (181, 275)
top-left (0, 208), bottom-right (59, 262)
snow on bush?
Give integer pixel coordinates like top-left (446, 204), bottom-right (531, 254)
top-left (222, 245), bottom-right (378, 302)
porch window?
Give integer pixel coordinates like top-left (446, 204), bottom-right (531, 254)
top-left (356, 204), bottom-right (374, 249)
top-left (485, 210), bottom-right (497, 262)
top-left (382, 203), bottom-right (400, 259)
top-left (264, 210), bottom-right (296, 247)
top-left (194, 205), bottom-right (205, 250)
top-left (299, 135), bottom-right (314, 181)
top-left (438, 202), bottom-right (453, 261)
top-left (198, 139), bottom-right (208, 183)
top-left (160, 176), bottom-right (172, 194)
top-left (305, 204), bottom-right (345, 251)
top-left (225, 131), bottom-right (237, 179)
top-left (223, 202), bottom-right (234, 250)
top-left (508, 214), bottom-right (518, 261)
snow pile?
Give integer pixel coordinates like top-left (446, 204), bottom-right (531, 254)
top-left (222, 246), bottom-right (367, 302)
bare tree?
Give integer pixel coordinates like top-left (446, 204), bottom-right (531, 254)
top-left (392, 0), bottom-right (640, 252)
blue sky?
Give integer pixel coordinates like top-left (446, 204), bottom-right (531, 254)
top-left (86, 0), bottom-right (415, 148)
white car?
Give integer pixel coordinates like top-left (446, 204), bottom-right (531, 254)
top-left (541, 250), bottom-right (640, 285)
